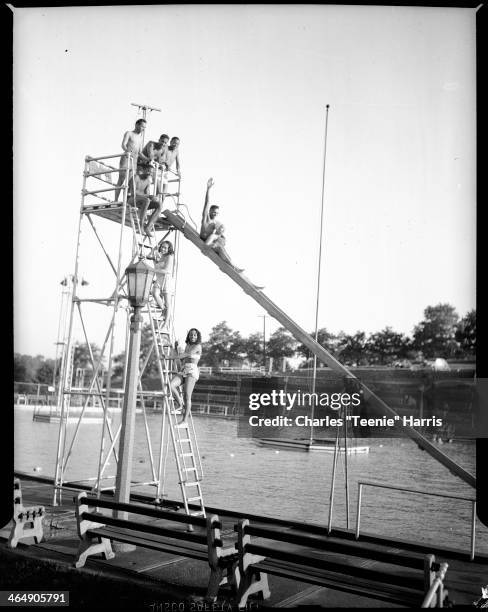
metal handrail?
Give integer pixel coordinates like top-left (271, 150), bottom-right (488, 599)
top-left (355, 480), bottom-right (477, 560)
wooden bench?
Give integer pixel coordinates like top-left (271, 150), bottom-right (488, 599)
top-left (235, 519), bottom-right (449, 608)
top-left (74, 493), bottom-right (238, 601)
top-left (8, 478), bottom-right (45, 548)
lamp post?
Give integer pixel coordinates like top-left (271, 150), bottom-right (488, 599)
top-left (114, 259), bottom-right (154, 521)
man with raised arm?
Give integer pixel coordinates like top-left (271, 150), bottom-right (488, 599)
top-left (200, 178), bottom-right (244, 273)
top-left (114, 118), bottom-right (151, 201)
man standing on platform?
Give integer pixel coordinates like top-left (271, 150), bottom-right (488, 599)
top-left (114, 118), bottom-right (151, 201)
top-left (163, 136), bottom-right (181, 176)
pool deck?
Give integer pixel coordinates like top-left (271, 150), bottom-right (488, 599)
top-left (1, 474), bottom-right (487, 609)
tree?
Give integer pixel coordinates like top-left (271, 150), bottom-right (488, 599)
top-left (241, 332), bottom-right (264, 367)
top-left (139, 324), bottom-right (160, 378)
top-left (72, 343), bottom-right (103, 372)
top-left (35, 360), bottom-right (55, 384)
top-left (412, 303), bottom-right (460, 359)
top-left (201, 321), bottom-right (243, 367)
top-left (336, 331), bottom-right (367, 366)
top-left (111, 324), bottom-right (162, 382)
top-left (267, 327), bottom-right (297, 360)
top-left (365, 327), bottom-right (410, 365)
top-left (455, 309), bottom-right (476, 358)
top-left (111, 351), bottom-right (127, 383)
top-left (14, 354), bottom-right (28, 382)
top-left (297, 328), bottom-right (337, 360)
top-left (14, 354), bottom-right (45, 382)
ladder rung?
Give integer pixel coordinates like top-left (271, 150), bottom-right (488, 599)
top-left (183, 481), bottom-right (200, 487)
top-left (190, 511), bottom-right (205, 517)
top-left (187, 496), bottom-right (202, 502)
top-left (184, 467), bottom-right (197, 472)
top-left (180, 452), bottom-right (194, 458)
top-left (178, 438), bottom-right (191, 442)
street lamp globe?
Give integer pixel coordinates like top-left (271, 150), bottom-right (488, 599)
top-left (125, 258), bottom-right (155, 308)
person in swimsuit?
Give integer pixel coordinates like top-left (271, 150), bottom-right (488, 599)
top-left (170, 328), bottom-right (202, 427)
top-left (150, 240), bottom-right (174, 326)
top-left (142, 133), bottom-right (169, 165)
top-left (114, 118), bottom-right (151, 201)
top-left (157, 136), bottom-right (181, 198)
top-left (200, 177), bottom-right (244, 272)
top-left (127, 167), bottom-right (162, 237)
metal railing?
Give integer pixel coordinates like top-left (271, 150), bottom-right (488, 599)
top-left (355, 480), bottom-right (477, 560)
top-left (218, 366), bottom-right (265, 374)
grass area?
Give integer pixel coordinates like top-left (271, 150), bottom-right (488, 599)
top-left (0, 548), bottom-right (193, 611)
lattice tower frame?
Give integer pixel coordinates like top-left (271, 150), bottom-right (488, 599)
top-left (52, 150), bottom-right (191, 507)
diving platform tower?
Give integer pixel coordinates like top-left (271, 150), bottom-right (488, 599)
top-left (52, 106), bottom-right (204, 518)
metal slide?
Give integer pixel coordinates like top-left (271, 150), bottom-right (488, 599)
top-left (163, 210), bottom-right (476, 489)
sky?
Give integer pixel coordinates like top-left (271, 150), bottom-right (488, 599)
top-left (13, 4), bottom-right (477, 360)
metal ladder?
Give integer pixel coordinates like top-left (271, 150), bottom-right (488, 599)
top-left (148, 303), bottom-right (205, 518)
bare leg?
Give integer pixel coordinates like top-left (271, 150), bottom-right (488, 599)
top-left (137, 196), bottom-right (150, 231)
top-left (152, 284), bottom-right (165, 313)
top-left (145, 200), bottom-right (163, 235)
top-left (114, 156), bottom-right (129, 202)
top-left (213, 245), bottom-right (244, 273)
top-left (180, 375), bottom-right (197, 424)
top-left (162, 291), bottom-right (171, 326)
top-left (170, 375), bottom-right (183, 411)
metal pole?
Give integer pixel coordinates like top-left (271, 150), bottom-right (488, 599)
top-left (114, 305), bottom-right (143, 520)
top-left (311, 105), bottom-right (330, 442)
top-left (257, 315), bottom-right (267, 371)
top-left (130, 102), bottom-right (161, 148)
top-left (470, 500), bottom-right (476, 560)
top-left (53, 160), bottom-right (86, 505)
top-left (344, 406), bottom-right (350, 529)
top-left (327, 422), bottom-right (340, 533)
top-left (355, 483), bottom-right (363, 539)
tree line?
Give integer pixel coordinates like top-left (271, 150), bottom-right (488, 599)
top-left (14, 303), bottom-right (476, 384)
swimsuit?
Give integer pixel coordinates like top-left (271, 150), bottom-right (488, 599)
top-left (181, 362), bottom-right (199, 380)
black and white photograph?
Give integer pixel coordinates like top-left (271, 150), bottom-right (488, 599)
top-left (7, 3), bottom-right (488, 609)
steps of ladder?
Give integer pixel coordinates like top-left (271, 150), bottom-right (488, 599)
top-left (183, 481), bottom-right (200, 487)
top-left (187, 496), bottom-right (203, 502)
top-left (184, 467), bottom-right (197, 472)
top-left (190, 511), bottom-right (205, 517)
top-left (181, 452), bottom-right (194, 457)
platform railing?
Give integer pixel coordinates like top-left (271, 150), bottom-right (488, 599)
top-left (355, 480), bottom-right (477, 560)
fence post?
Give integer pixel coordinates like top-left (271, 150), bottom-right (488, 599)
top-left (355, 483), bottom-right (363, 539)
top-left (470, 500), bottom-right (476, 560)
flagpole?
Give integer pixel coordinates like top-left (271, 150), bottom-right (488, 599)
top-left (310, 104), bottom-right (330, 444)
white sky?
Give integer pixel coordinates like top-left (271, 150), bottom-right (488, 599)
top-left (13, 5), bottom-right (476, 359)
